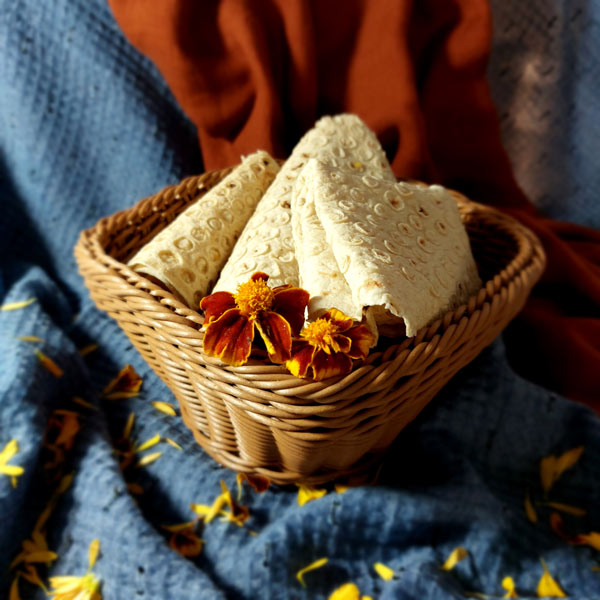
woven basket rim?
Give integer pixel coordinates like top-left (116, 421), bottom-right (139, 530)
top-left (76, 168), bottom-right (546, 395)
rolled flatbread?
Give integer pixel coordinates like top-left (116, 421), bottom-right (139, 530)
top-left (213, 113), bottom-right (394, 293)
top-left (127, 150), bottom-right (279, 308)
top-left (293, 159), bottom-right (481, 337)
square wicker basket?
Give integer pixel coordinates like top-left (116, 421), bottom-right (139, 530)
top-left (74, 167), bottom-right (546, 485)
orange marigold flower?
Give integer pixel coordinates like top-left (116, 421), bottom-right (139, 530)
top-left (286, 309), bottom-right (376, 381)
top-left (200, 272), bottom-right (309, 366)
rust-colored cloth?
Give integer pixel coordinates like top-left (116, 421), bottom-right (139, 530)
top-left (109, 0), bottom-right (600, 410)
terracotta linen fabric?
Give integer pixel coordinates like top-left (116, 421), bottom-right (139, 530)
top-left (108, 0), bottom-right (600, 410)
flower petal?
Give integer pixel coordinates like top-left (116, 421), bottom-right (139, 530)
top-left (345, 324), bottom-right (377, 359)
top-left (310, 350), bottom-right (353, 381)
top-left (199, 291), bottom-right (236, 322)
top-left (322, 308), bottom-right (354, 332)
top-left (441, 546), bottom-right (468, 571)
top-left (286, 342), bottom-right (316, 378)
top-left (251, 272), bottom-right (270, 282)
top-left (202, 309), bottom-right (254, 366)
top-left (272, 287), bottom-right (310, 335)
top-left (331, 334), bottom-right (352, 354)
top-left (256, 311), bottom-right (292, 363)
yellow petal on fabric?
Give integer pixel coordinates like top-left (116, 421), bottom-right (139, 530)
top-left (537, 559), bottom-right (567, 598)
top-left (296, 557), bottom-right (328, 587)
top-left (540, 446), bottom-right (584, 494)
top-left (48, 572), bottom-right (101, 599)
top-left (152, 401), bottom-right (177, 416)
top-left (374, 562), bottom-right (394, 581)
top-left (34, 349), bottom-right (64, 377)
top-left (502, 576), bottom-right (518, 598)
top-left (164, 437), bottom-right (182, 450)
top-left (0, 464), bottom-right (25, 476)
top-left (72, 396), bottom-right (97, 411)
top-left (32, 529), bottom-right (48, 551)
top-left (1, 298), bottom-right (36, 311)
top-left (88, 539), bottom-right (100, 569)
top-left (0, 439), bottom-right (19, 463)
top-left (334, 484), bottom-right (349, 494)
top-left (11, 476), bottom-right (18, 488)
top-left (123, 412), bottom-right (135, 440)
top-left (78, 344), bottom-right (99, 357)
top-left (297, 484), bottom-right (327, 506)
top-left (190, 504), bottom-right (213, 518)
top-left (441, 547), bottom-right (468, 571)
top-left (525, 491), bottom-right (538, 524)
top-left (18, 336), bottom-right (44, 342)
top-left (328, 582), bottom-right (361, 600)
top-left (9, 576), bottom-right (20, 600)
top-left (135, 434), bottom-right (161, 453)
top-left (57, 473), bottom-right (74, 494)
top-left (540, 502), bottom-right (586, 517)
top-left (136, 451), bottom-right (162, 467)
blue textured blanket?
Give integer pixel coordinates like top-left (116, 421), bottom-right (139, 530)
top-left (1, 1), bottom-right (599, 599)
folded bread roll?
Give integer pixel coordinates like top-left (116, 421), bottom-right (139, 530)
top-left (293, 159), bottom-right (481, 337)
top-left (127, 150), bottom-right (279, 308)
top-left (213, 114), bottom-right (394, 293)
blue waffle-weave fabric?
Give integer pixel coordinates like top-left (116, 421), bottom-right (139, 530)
top-left (1, 1), bottom-right (599, 599)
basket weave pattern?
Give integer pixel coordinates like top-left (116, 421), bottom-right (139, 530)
top-left (75, 169), bottom-right (546, 485)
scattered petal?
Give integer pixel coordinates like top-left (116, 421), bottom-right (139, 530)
top-left (441, 547), bottom-right (468, 571)
top-left (296, 557), bottom-right (328, 587)
top-left (72, 397), bottom-right (97, 411)
top-left (136, 452), bottom-right (162, 467)
top-left (9, 576), bottom-right (20, 600)
top-left (20, 550), bottom-right (58, 564)
top-left (78, 344), bottom-right (98, 357)
top-left (502, 576), bottom-right (518, 598)
top-left (48, 572), bottom-right (101, 600)
top-left (0, 439), bottom-right (24, 482)
top-left (549, 512), bottom-right (572, 542)
top-left (373, 562), bottom-right (394, 581)
top-left (573, 532), bottom-right (600, 551)
top-left (152, 401), bottom-right (177, 416)
top-left (525, 490), bottom-right (538, 524)
top-left (20, 565), bottom-right (48, 592)
top-left (126, 483), bottom-right (144, 495)
top-left (537, 559), bottom-right (567, 598)
top-left (88, 539), bottom-right (100, 569)
top-left (1, 298), bottom-right (36, 311)
top-left (539, 502), bottom-right (586, 517)
top-left (134, 434), bottom-right (161, 453)
top-left (164, 438), bottom-right (182, 450)
top-left (540, 446), bottom-right (584, 494)
top-left (122, 412), bottom-right (135, 440)
top-left (167, 524), bottom-right (203, 557)
top-left (18, 336), bottom-right (44, 342)
top-left (328, 583), bottom-right (360, 600)
top-left (103, 365), bottom-right (142, 399)
top-left (334, 484), bottom-right (349, 494)
top-left (297, 484), bottom-right (327, 506)
top-left (236, 473), bottom-right (270, 500)
top-left (34, 350), bottom-right (63, 377)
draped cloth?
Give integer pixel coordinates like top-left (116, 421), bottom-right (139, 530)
top-left (109, 0), bottom-right (600, 409)
top-left (2, 1), bottom-right (600, 598)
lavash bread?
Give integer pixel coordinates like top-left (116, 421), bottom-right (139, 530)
top-left (213, 114), bottom-right (395, 293)
top-left (293, 159), bottom-right (481, 337)
top-left (127, 150), bottom-right (279, 308)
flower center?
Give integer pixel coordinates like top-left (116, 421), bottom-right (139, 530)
top-left (234, 278), bottom-right (275, 316)
top-left (302, 318), bottom-right (338, 350)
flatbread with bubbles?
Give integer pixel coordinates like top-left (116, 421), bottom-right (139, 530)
top-left (293, 159), bottom-right (481, 337)
top-left (128, 150), bottom-right (279, 307)
top-left (213, 113), bottom-right (395, 293)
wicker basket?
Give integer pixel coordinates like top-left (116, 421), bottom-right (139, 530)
top-left (75, 168), bottom-right (546, 485)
